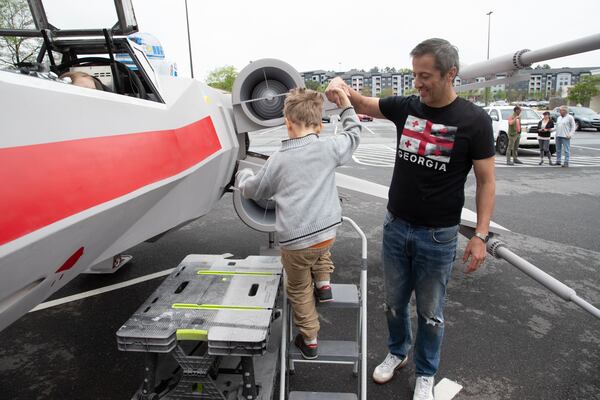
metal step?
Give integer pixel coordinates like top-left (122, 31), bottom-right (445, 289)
top-left (317, 284), bottom-right (359, 309)
top-left (288, 339), bottom-right (359, 363)
top-left (289, 391), bottom-right (358, 400)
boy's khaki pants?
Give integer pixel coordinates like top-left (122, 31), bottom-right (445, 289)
top-left (281, 245), bottom-right (335, 340)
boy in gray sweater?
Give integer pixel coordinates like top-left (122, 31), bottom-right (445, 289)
top-left (236, 87), bottom-right (361, 359)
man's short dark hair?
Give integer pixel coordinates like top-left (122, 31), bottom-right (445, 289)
top-left (410, 38), bottom-right (459, 76)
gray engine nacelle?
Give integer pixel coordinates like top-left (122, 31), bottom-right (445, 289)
top-left (232, 58), bottom-right (304, 133)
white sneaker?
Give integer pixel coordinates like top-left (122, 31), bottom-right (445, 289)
top-left (372, 353), bottom-right (408, 384)
top-left (413, 376), bottom-right (435, 400)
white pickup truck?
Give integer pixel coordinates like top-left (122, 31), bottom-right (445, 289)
top-left (483, 106), bottom-right (556, 155)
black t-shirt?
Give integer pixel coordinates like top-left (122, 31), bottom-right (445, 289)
top-left (379, 95), bottom-right (494, 227)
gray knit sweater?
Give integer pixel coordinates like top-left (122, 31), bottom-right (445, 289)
top-left (237, 108), bottom-right (361, 249)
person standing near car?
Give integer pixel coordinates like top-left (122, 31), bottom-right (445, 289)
top-left (555, 105), bottom-right (577, 167)
top-left (506, 106), bottom-right (523, 165)
top-left (326, 38), bottom-right (495, 400)
top-left (537, 111), bottom-right (554, 165)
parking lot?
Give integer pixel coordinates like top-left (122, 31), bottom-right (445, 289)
top-left (0, 118), bottom-right (599, 399)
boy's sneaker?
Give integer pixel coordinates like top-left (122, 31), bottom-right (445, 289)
top-left (372, 353), bottom-right (408, 384)
top-left (413, 376), bottom-right (435, 400)
top-left (315, 284), bottom-right (333, 302)
top-left (294, 334), bottom-right (318, 359)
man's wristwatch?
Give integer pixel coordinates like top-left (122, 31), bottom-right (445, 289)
top-left (474, 232), bottom-right (489, 243)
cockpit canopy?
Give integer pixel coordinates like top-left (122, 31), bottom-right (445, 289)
top-left (1, 0), bottom-right (138, 38)
top-left (0, 0), bottom-right (164, 102)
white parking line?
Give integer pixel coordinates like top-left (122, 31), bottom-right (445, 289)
top-left (352, 150), bottom-right (393, 158)
top-left (29, 268), bottom-right (176, 312)
top-left (571, 145), bottom-right (600, 151)
top-left (434, 378), bottom-right (463, 400)
top-left (495, 155), bottom-right (600, 167)
top-left (256, 126), bottom-right (286, 136)
top-left (30, 253), bottom-right (235, 312)
top-left (362, 124), bottom-right (377, 135)
top-left (352, 144), bottom-right (397, 167)
top-left (354, 148), bottom-right (395, 156)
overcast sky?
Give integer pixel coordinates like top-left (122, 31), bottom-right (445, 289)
top-left (129, 0), bottom-right (599, 80)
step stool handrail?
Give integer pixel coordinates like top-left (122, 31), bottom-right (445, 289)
top-left (342, 217), bottom-right (367, 262)
top-left (342, 216), bottom-right (368, 400)
top-left (280, 216), bottom-right (368, 400)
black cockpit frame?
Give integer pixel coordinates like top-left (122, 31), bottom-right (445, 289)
top-left (0, 0), bottom-right (164, 102)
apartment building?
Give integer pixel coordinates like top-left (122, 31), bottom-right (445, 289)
top-left (301, 67), bottom-right (599, 98)
top-left (301, 69), bottom-right (414, 96)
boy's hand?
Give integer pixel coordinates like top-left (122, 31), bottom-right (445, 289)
top-left (326, 77), bottom-right (351, 108)
top-left (330, 87), bottom-right (352, 108)
top-left (235, 168), bottom-right (254, 187)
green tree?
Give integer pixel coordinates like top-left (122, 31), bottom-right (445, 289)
top-left (507, 89), bottom-right (528, 102)
top-left (378, 87), bottom-right (394, 98)
top-left (205, 65), bottom-right (238, 92)
top-left (360, 85), bottom-right (372, 96)
top-left (531, 91), bottom-right (545, 101)
top-left (493, 89), bottom-right (507, 101)
top-left (568, 75), bottom-right (600, 106)
top-left (369, 66), bottom-right (379, 73)
top-left (305, 80), bottom-right (321, 91)
top-left (457, 89), bottom-right (477, 100)
top-left (0, 0), bottom-right (41, 65)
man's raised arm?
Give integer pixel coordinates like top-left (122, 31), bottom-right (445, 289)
top-left (325, 77), bottom-right (385, 119)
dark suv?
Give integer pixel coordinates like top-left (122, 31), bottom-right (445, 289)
top-left (550, 106), bottom-right (600, 131)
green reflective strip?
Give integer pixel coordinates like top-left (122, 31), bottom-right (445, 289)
top-left (176, 329), bottom-right (208, 341)
top-left (196, 270), bottom-right (275, 276)
top-left (172, 303), bottom-right (265, 310)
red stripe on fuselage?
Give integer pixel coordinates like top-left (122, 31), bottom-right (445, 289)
top-left (0, 117), bottom-right (221, 246)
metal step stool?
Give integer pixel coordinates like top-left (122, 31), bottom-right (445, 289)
top-left (280, 217), bottom-right (367, 400)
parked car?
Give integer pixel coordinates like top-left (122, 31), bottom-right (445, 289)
top-left (483, 106), bottom-right (556, 155)
top-left (357, 113), bottom-right (373, 122)
top-left (550, 106), bottom-right (600, 131)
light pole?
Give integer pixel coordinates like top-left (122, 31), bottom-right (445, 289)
top-left (486, 11), bottom-right (493, 60)
top-left (485, 10), bottom-right (493, 105)
top-left (184, 0), bottom-right (194, 79)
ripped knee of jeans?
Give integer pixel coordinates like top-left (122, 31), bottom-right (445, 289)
top-left (421, 312), bottom-right (444, 327)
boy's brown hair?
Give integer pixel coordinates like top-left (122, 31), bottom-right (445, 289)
top-left (284, 88), bottom-right (323, 128)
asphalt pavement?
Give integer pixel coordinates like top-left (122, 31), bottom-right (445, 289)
top-left (0, 120), bottom-right (598, 400)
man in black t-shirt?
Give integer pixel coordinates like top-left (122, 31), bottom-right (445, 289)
top-left (326, 38), bottom-right (495, 400)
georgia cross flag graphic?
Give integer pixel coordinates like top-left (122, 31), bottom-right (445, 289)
top-left (400, 115), bottom-right (457, 163)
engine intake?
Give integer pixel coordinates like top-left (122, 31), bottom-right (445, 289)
top-left (232, 58), bottom-right (304, 133)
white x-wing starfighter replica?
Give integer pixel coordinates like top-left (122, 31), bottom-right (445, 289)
top-left (0, 0), bottom-right (306, 332)
top-left (1, 0), bottom-right (599, 335)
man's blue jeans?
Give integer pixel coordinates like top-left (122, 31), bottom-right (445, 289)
top-left (382, 211), bottom-right (458, 377)
top-left (556, 136), bottom-right (571, 164)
